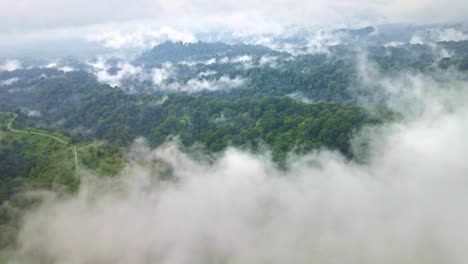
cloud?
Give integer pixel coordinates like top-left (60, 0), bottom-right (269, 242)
top-left (0, 59), bottom-right (22, 72)
top-left (0, 77), bottom-right (20, 86)
top-left (304, 30), bottom-right (346, 54)
top-left (86, 58), bottom-right (245, 93)
top-left (355, 53), bottom-right (468, 115)
top-left (1, 0), bottom-right (468, 48)
top-left (179, 56), bottom-right (252, 68)
top-left (384, 41), bottom-right (405, 47)
top-left (198, 70), bottom-right (217, 77)
top-left (155, 75), bottom-right (246, 93)
top-left (152, 62), bottom-right (174, 86)
top-left (184, 76), bottom-right (245, 92)
top-left (40, 62), bottom-right (75, 72)
top-left (409, 27), bottom-right (468, 45)
top-left (87, 26), bottom-right (196, 49)
top-left (232, 55), bottom-right (252, 63)
top-left (58, 66), bottom-right (74, 72)
top-left (87, 58), bottom-right (144, 87)
top-left (26, 110), bottom-right (42, 117)
top-left (204, 58), bottom-right (217, 65)
top-left (44, 62), bottom-right (58, 68)
top-left (432, 28), bottom-right (468, 42)
top-left (259, 56), bottom-right (278, 66)
top-left (409, 34), bottom-right (425, 45)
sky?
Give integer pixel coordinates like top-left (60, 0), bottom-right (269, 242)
top-left (1, 0), bottom-right (468, 46)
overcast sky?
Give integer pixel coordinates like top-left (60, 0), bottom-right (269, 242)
top-left (1, 0), bottom-right (468, 45)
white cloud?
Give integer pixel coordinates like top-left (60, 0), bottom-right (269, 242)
top-left (232, 55), bottom-right (252, 63)
top-left (87, 57), bottom-right (143, 87)
top-left (198, 70), bottom-right (217, 77)
top-left (259, 55), bottom-right (278, 66)
top-left (219, 57), bottom-right (230, 64)
top-left (155, 75), bottom-right (246, 93)
top-left (304, 30), bottom-right (346, 54)
top-left (59, 66), bottom-right (74, 72)
top-left (204, 58), bottom-right (217, 65)
top-left (152, 62), bottom-right (174, 86)
top-left (0, 59), bottom-right (22, 71)
top-left (1, 0), bottom-right (468, 48)
top-left (0, 77), bottom-right (19, 86)
top-left (384, 41), bottom-right (405, 47)
top-left (86, 25), bottom-right (196, 49)
top-left (44, 62), bottom-right (58, 68)
top-left (409, 34), bottom-right (424, 45)
top-left (41, 62), bottom-right (75, 72)
top-left (432, 28), bottom-right (468, 42)
top-left (27, 110), bottom-right (42, 117)
top-left (184, 76), bottom-right (245, 92)
top-left (231, 55), bottom-right (253, 69)
top-left (408, 27), bottom-right (468, 46)
top-left (86, 58), bottom-right (243, 93)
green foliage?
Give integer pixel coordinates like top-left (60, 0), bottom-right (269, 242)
top-left (439, 40), bottom-right (468, 57)
top-left (439, 56), bottom-right (468, 71)
top-left (0, 131), bottom-right (77, 201)
top-left (0, 113), bottom-right (125, 201)
top-left (0, 115), bottom-right (127, 250)
top-left (79, 143), bottom-right (124, 176)
top-left (136, 41), bottom-right (278, 67)
top-left (0, 71), bottom-right (391, 165)
top-left (0, 37), bottom-right (466, 252)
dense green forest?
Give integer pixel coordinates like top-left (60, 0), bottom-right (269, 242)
top-left (0, 112), bottom-right (123, 200)
top-left (0, 71), bottom-right (394, 162)
top-left (0, 37), bottom-right (467, 253)
top-left (135, 41), bottom-right (284, 67)
top-left (0, 68), bottom-right (394, 251)
top-left (2, 39), bottom-right (466, 178)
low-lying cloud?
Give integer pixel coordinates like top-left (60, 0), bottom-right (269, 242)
top-left (87, 58), bottom-right (144, 87)
top-left (153, 75), bottom-right (246, 93)
top-left (86, 58), bottom-right (246, 93)
top-left (87, 26), bottom-right (196, 49)
top-left (410, 27), bottom-right (468, 45)
top-left (152, 62), bottom-right (174, 86)
top-left (184, 76), bottom-right (245, 92)
top-left (0, 60), bottom-right (22, 72)
top-left (42, 62), bottom-right (75, 72)
top-left (0, 77), bottom-right (20, 86)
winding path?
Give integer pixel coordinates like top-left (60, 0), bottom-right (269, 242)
top-left (6, 114), bottom-right (79, 169)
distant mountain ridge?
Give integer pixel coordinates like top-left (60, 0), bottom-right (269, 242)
top-left (135, 41), bottom-right (279, 67)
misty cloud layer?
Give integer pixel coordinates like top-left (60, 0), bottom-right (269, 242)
top-left (0, 60), bottom-right (22, 72)
top-left (85, 57), bottom-right (247, 92)
top-left (2, 0), bottom-right (468, 33)
top-left (87, 26), bottom-right (196, 50)
top-left (7, 61), bottom-right (468, 263)
top-left (2, 0), bottom-right (468, 50)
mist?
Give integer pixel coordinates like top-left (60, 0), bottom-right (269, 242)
top-left (0, 60), bottom-right (22, 72)
top-left (6, 61), bottom-right (468, 263)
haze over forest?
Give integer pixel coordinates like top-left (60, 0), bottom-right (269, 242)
top-left (1, 0), bottom-right (468, 263)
